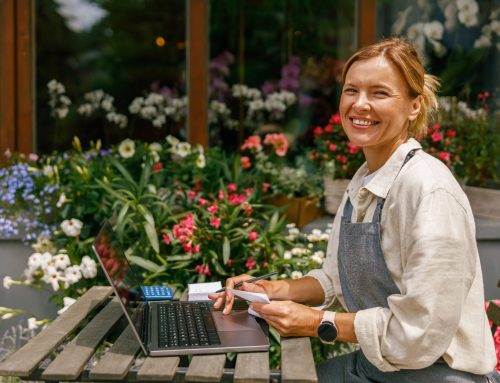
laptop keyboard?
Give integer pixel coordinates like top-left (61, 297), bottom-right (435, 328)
top-left (158, 302), bottom-right (221, 348)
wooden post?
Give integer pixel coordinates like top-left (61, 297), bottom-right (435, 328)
top-left (358, 0), bottom-right (377, 48)
top-left (0, 0), bottom-right (34, 156)
top-left (187, 0), bottom-right (209, 147)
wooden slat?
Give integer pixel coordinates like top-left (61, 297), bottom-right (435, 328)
top-left (234, 352), bottom-right (269, 383)
top-left (136, 356), bottom-right (180, 381)
top-left (41, 297), bottom-right (124, 380)
top-left (0, 286), bottom-right (113, 377)
top-left (185, 354), bottom-right (226, 382)
top-left (358, 0), bottom-right (376, 47)
top-left (88, 324), bottom-right (141, 380)
top-left (281, 337), bottom-right (317, 383)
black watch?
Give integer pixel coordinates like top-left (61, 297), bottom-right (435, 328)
top-left (317, 312), bottom-right (338, 344)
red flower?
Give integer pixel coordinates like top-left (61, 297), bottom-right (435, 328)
top-left (207, 204), bottom-right (218, 214)
top-left (329, 113), bottom-right (341, 125)
top-left (446, 129), bottom-right (457, 138)
top-left (198, 197), bottom-right (208, 206)
top-left (313, 127), bottom-right (323, 137)
top-left (248, 231), bottom-right (258, 241)
top-left (431, 132), bottom-right (444, 142)
top-left (241, 156), bottom-right (251, 169)
top-left (210, 217), bottom-right (221, 229)
top-left (245, 258), bottom-right (256, 270)
top-left (162, 233), bottom-right (171, 245)
top-left (187, 191), bottom-right (196, 199)
top-left (153, 162), bottom-right (163, 173)
top-left (437, 151), bottom-right (451, 162)
top-left (329, 144), bottom-right (337, 152)
top-left (431, 123), bottom-right (441, 131)
top-left (263, 133), bottom-right (289, 157)
top-left (218, 190), bottom-right (225, 200)
top-left (262, 183), bottom-right (270, 192)
top-left (324, 124), bottom-right (334, 133)
top-left (227, 259), bottom-right (234, 267)
top-left (241, 135), bottom-right (262, 152)
top-left (227, 183), bottom-right (237, 192)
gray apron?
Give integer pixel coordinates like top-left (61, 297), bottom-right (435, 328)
top-left (317, 149), bottom-right (500, 383)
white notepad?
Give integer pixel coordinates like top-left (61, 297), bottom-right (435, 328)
top-left (226, 288), bottom-right (270, 317)
top-left (187, 281), bottom-right (223, 301)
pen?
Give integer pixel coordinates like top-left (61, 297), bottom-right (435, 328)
top-left (215, 272), bottom-right (277, 293)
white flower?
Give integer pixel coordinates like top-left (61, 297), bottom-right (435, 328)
top-left (490, 20), bottom-right (500, 35)
top-left (175, 142), bottom-right (191, 158)
top-left (43, 266), bottom-right (64, 291)
top-left (118, 139), bottom-right (135, 159)
top-left (313, 250), bottom-right (325, 258)
top-left (474, 35), bottom-right (492, 48)
top-left (429, 38), bottom-right (447, 58)
top-left (128, 97), bottom-right (143, 114)
top-left (27, 317), bottom-right (39, 330)
top-left (311, 254), bottom-right (324, 264)
top-left (196, 153), bottom-right (206, 168)
top-left (283, 251), bottom-right (292, 260)
top-left (28, 252), bottom-right (44, 269)
top-left (56, 193), bottom-right (67, 208)
top-left (3, 276), bottom-right (13, 289)
top-left (56, 108), bottom-right (69, 119)
top-left (80, 256), bottom-right (97, 279)
top-left (53, 253), bottom-right (70, 269)
top-left (152, 115), bottom-right (166, 128)
top-left (150, 150), bottom-right (160, 163)
top-left (101, 97), bottom-right (114, 112)
top-left (61, 218), bottom-right (83, 237)
top-left (65, 265), bottom-right (82, 285)
top-left (77, 103), bottom-right (93, 116)
top-left (423, 21), bottom-right (444, 40)
top-left (57, 297), bottom-right (76, 315)
top-left (407, 22), bottom-right (424, 40)
top-left (456, 0), bottom-right (478, 14)
top-left (291, 271), bottom-right (303, 279)
top-left (458, 10), bottom-right (478, 27)
top-left (43, 165), bottom-right (55, 177)
top-left (444, 3), bottom-right (458, 31)
top-left (149, 143), bottom-right (162, 152)
top-left (166, 135), bottom-right (180, 146)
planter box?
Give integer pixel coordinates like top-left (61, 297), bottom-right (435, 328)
top-left (464, 186), bottom-right (500, 219)
top-left (323, 178), bottom-right (350, 215)
top-left (267, 195), bottom-right (323, 228)
top-left (0, 239), bottom-right (58, 336)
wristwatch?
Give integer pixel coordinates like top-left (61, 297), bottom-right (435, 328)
top-left (317, 311), bottom-right (338, 344)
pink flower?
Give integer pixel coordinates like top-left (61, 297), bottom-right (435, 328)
top-left (313, 127), bottom-right (323, 137)
top-left (229, 193), bottom-right (246, 205)
top-left (183, 242), bottom-right (193, 253)
top-left (207, 204), bottom-right (218, 214)
top-left (187, 191), bottom-right (196, 199)
top-left (446, 129), bottom-right (457, 138)
top-left (329, 144), bottom-right (337, 152)
top-left (195, 265), bottom-right (204, 274)
top-left (241, 135), bottom-right (262, 152)
top-left (218, 190), bottom-right (225, 200)
top-left (347, 142), bottom-right (360, 154)
top-left (437, 151), bottom-right (451, 162)
top-left (245, 258), bottom-right (256, 270)
top-left (431, 132), bottom-right (444, 142)
top-left (248, 231), bottom-right (258, 241)
top-left (28, 153), bottom-right (39, 161)
top-left (227, 259), bottom-right (234, 267)
top-left (242, 201), bottom-right (253, 215)
top-left (162, 233), bottom-right (171, 245)
top-left (431, 123), bottom-right (441, 131)
top-left (275, 145), bottom-right (288, 157)
top-left (193, 244), bottom-right (200, 253)
top-left (324, 124), bottom-right (334, 133)
top-left (210, 217), bottom-right (221, 228)
top-left (227, 183), bottom-right (237, 192)
top-left (241, 156), bottom-right (251, 169)
top-left (262, 183), bottom-right (270, 192)
top-left (329, 113), bottom-right (341, 125)
top-left (198, 197), bottom-right (208, 206)
top-left (264, 133), bottom-right (289, 157)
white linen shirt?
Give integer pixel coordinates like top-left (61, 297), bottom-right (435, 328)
top-left (307, 138), bottom-right (497, 374)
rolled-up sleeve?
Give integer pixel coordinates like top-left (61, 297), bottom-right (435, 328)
top-left (354, 188), bottom-right (476, 371)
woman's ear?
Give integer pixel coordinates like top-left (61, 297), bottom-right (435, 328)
top-left (408, 95), bottom-right (422, 122)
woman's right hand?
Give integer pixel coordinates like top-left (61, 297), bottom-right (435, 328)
top-left (208, 274), bottom-right (273, 315)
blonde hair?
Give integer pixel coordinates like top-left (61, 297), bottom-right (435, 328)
top-left (342, 38), bottom-right (440, 137)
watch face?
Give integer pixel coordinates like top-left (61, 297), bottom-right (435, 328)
top-left (318, 321), bottom-right (338, 342)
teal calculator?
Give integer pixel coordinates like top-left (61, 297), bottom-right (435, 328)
top-left (140, 285), bottom-right (174, 301)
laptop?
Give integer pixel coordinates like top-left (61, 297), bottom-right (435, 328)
top-left (92, 221), bottom-right (269, 356)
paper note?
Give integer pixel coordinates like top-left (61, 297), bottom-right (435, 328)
top-left (226, 288), bottom-right (270, 317)
top-left (188, 281), bottom-right (222, 301)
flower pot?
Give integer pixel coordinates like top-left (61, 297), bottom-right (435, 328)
top-left (323, 177), bottom-right (350, 215)
top-left (266, 195), bottom-right (323, 228)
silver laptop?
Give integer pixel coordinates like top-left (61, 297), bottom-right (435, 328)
top-left (92, 221), bottom-right (269, 356)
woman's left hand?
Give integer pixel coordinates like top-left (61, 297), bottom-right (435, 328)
top-left (250, 300), bottom-right (323, 337)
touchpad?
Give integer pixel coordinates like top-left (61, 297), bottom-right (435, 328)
top-left (212, 310), bottom-right (260, 332)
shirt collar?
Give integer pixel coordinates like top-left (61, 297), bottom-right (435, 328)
top-left (348, 138), bottom-right (422, 200)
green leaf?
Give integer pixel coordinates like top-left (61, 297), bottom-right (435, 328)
top-left (211, 259), bottom-right (228, 276)
top-left (116, 202), bottom-right (131, 228)
top-left (127, 255), bottom-right (165, 273)
top-left (143, 221), bottom-right (159, 253)
top-left (222, 236), bottom-right (230, 264)
top-left (269, 211), bottom-right (279, 232)
top-left (166, 255), bottom-right (195, 261)
top-left (137, 205), bottom-right (155, 227)
top-left (109, 156), bottom-right (135, 184)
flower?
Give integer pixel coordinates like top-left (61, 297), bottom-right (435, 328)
top-left (80, 256), bottom-right (97, 278)
top-left (291, 271), bottom-right (303, 279)
top-left (60, 218), bottom-right (83, 237)
top-left (57, 297), bottom-right (76, 315)
top-left (56, 193), bottom-right (68, 208)
top-left (241, 136), bottom-right (262, 152)
top-left (3, 276), bottom-right (13, 289)
top-left (241, 156), bottom-right (251, 169)
top-left (118, 139), bottom-right (135, 158)
top-left (53, 253), bottom-right (70, 269)
top-left (423, 21), bottom-right (444, 40)
top-left (245, 258), bottom-right (256, 270)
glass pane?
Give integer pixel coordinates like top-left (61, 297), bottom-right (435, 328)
top-left (36, 0), bottom-right (186, 153)
top-left (208, 0), bottom-right (357, 150)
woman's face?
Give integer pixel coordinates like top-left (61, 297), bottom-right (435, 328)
top-left (339, 56), bottom-right (421, 152)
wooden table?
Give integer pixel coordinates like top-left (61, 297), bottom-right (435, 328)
top-left (0, 286), bottom-right (318, 382)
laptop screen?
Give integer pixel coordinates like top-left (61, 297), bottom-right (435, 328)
top-left (92, 221), bottom-right (147, 347)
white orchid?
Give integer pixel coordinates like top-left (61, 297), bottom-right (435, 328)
top-left (61, 218), bottom-right (83, 237)
top-left (424, 21), bottom-right (444, 40)
top-left (118, 139), bottom-right (135, 159)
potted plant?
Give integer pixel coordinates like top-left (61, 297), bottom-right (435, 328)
top-left (310, 113), bottom-right (365, 214)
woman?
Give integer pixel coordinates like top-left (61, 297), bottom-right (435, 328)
top-left (210, 38), bottom-right (499, 382)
